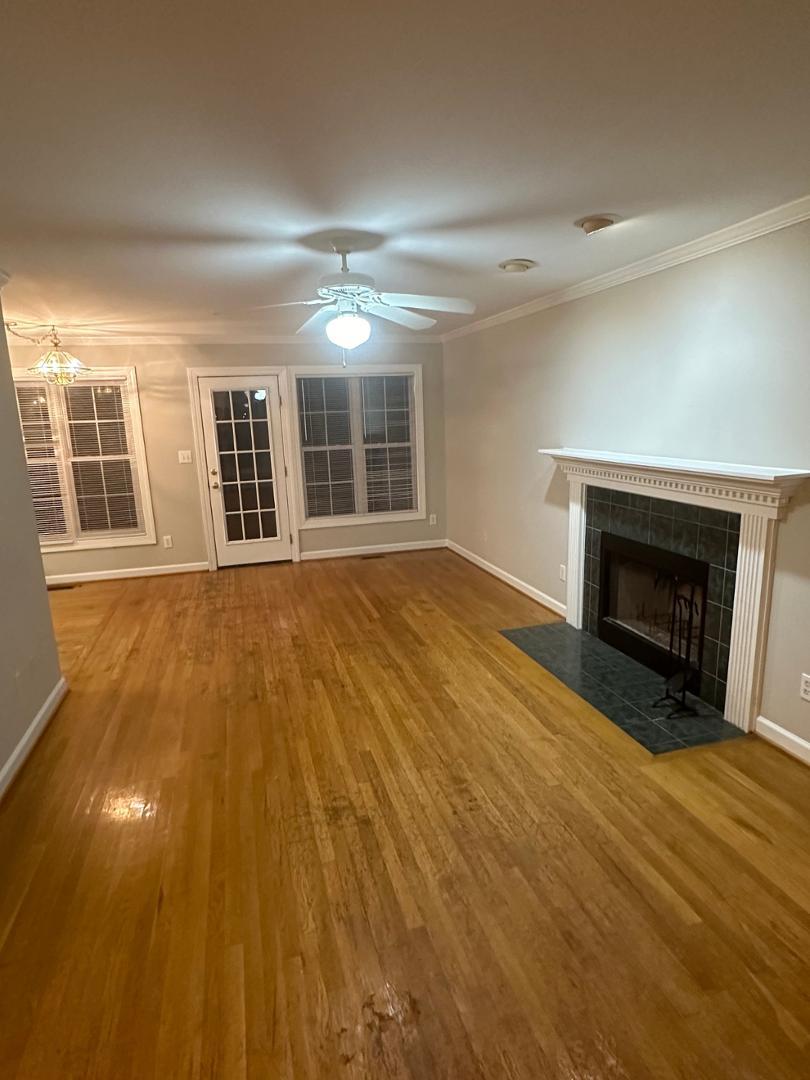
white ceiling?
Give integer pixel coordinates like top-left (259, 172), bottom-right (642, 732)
top-left (2, 0), bottom-right (809, 343)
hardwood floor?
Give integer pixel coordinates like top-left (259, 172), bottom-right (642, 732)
top-left (2, 551), bottom-right (810, 1078)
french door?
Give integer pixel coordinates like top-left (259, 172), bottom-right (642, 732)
top-left (198, 376), bottom-right (292, 566)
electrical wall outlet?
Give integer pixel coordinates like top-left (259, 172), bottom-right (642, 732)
top-left (429, 513), bottom-right (437, 526)
top-left (178, 450), bottom-right (192, 464)
top-left (559, 563), bottom-right (567, 582)
top-left (162, 535), bottom-right (173, 549)
top-left (801, 673), bottom-right (810, 702)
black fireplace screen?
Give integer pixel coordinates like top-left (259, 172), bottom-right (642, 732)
top-left (598, 532), bottom-right (709, 691)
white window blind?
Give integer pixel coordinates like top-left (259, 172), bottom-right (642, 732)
top-left (14, 385), bottom-right (70, 540)
top-left (298, 376), bottom-right (356, 517)
top-left (13, 371), bottom-right (153, 549)
top-left (361, 376), bottom-right (415, 513)
top-left (297, 373), bottom-right (417, 520)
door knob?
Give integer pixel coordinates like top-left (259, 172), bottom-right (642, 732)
top-left (211, 481), bottom-right (220, 489)
top-left (209, 467), bottom-right (218, 476)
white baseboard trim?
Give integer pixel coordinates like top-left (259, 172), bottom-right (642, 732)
top-left (300, 539), bottom-right (448, 562)
top-left (45, 561), bottom-right (209, 586)
top-left (447, 540), bottom-right (567, 617)
top-left (0, 676), bottom-right (68, 803)
top-left (755, 714), bottom-right (810, 766)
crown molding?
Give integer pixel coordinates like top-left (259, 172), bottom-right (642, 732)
top-left (442, 193), bottom-right (810, 343)
top-left (4, 331), bottom-right (443, 348)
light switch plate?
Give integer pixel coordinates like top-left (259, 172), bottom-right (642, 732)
top-left (801, 673), bottom-right (810, 702)
top-left (178, 450), bottom-right (192, 464)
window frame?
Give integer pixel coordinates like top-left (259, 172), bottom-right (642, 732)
top-left (286, 364), bottom-right (427, 530)
top-left (12, 366), bottom-right (157, 552)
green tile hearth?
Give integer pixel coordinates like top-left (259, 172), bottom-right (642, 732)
top-left (501, 622), bottom-right (746, 754)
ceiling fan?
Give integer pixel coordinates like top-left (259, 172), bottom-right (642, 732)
top-left (247, 242), bottom-right (475, 350)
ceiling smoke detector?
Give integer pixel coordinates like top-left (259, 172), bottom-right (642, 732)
top-left (574, 214), bottom-right (621, 236)
top-left (498, 258), bottom-right (537, 273)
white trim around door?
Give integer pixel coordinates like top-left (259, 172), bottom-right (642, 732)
top-left (188, 367), bottom-right (301, 569)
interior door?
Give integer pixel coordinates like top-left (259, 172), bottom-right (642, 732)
top-left (198, 376), bottom-right (292, 566)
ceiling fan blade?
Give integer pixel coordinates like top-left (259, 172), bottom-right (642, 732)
top-left (377, 292), bottom-right (475, 315)
top-left (361, 303), bottom-right (437, 330)
top-left (213, 298), bottom-right (326, 315)
top-left (296, 306), bottom-right (338, 334)
top-left (244, 298), bottom-right (327, 313)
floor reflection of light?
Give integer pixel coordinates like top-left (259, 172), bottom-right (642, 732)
top-left (100, 790), bottom-right (156, 822)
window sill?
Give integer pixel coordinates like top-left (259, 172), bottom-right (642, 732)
top-left (299, 509), bottom-right (426, 530)
top-left (40, 532), bottom-right (157, 554)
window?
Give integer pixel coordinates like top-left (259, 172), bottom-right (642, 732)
top-left (13, 370), bottom-right (155, 551)
top-left (296, 371), bottom-right (423, 524)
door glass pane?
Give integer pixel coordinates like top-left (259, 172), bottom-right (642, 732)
top-left (252, 422), bottom-right (270, 451)
top-left (213, 392), bottom-right (231, 420)
top-left (235, 423), bottom-right (252, 451)
top-left (243, 512), bottom-right (260, 540)
top-left (223, 484), bottom-right (240, 513)
top-left (256, 452), bottom-right (273, 480)
top-left (214, 386), bottom-right (279, 543)
top-left (261, 511), bottom-right (277, 536)
top-left (217, 424), bottom-right (234, 452)
top-left (250, 389), bottom-right (268, 419)
top-left (240, 483), bottom-right (258, 511)
top-left (231, 391), bottom-right (250, 420)
top-left (220, 454), bottom-right (237, 483)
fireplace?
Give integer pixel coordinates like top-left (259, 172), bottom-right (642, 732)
top-left (598, 532), bottom-right (709, 692)
top-left (581, 487), bottom-right (740, 710)
top-left (542, 447), bottom-right (810, 733)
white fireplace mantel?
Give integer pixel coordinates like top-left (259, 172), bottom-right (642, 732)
top-left (539, 448), bottom-right (810, 732)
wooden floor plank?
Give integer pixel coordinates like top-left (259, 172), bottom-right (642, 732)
top-left (1, 551), bottom-right (809, 1078)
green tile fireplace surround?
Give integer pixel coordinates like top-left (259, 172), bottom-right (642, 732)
top-left (583, 486), bottom-right (739, 711)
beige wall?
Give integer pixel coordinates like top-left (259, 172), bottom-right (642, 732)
top-left (443, 220), bottom-right (810, 743)
top-left (0, 309), bottom-right (62, 793)
top-left (7, 340), bottom-right (446, 576)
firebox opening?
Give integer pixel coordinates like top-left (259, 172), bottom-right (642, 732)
top-left (598, 533), bottom-right (709, 692)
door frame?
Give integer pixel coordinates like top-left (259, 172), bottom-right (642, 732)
top-left (188, 366), bottom-right (301, 569)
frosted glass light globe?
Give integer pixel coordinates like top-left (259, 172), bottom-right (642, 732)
top-left (325, 313), bottom-right (371, 350)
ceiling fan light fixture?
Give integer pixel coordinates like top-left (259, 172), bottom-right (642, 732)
top-left (325, 313), bottom-right (371, 350)
top-left (498, 258), bottom-right (537, 273)
top-left (574, 214), bottom-right (621, 236)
